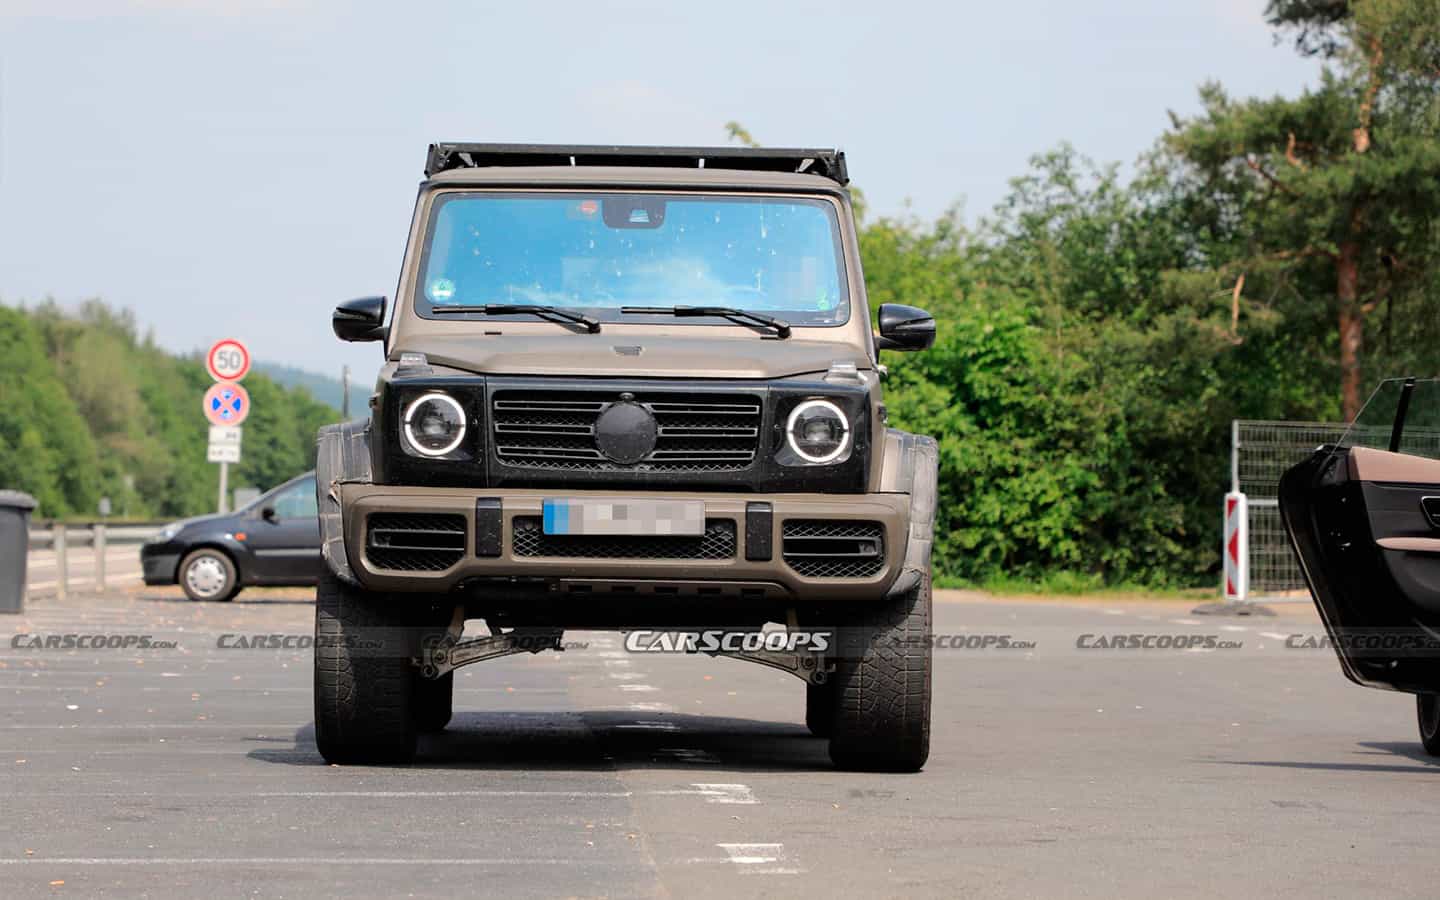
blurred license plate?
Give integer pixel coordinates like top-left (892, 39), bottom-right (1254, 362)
top-left (542, 499), bottom-right (704, 536)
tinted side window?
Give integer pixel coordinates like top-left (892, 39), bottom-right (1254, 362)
top-left (271, 478), bottom-right (318, 519)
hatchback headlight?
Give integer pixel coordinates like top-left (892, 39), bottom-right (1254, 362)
top-left (149, 522), bottom-right (182, 544)
top-left (403, 392), bottom-right (467, 456)
top-left (785, 399), bottom-right (851, 464)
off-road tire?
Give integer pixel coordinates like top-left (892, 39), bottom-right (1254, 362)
top-left (414, 671), bottom-right (454, 733)
top-left (1418, 694), bottom-right (1440, 756)
top-left (313, 570), bottom-right (417, 764)
top-left (806, 682), bottom-right (833, 738)
top-left (178, 548), bottom-right (239, 602)
top-left (827, 573), bottom-right (932, 772)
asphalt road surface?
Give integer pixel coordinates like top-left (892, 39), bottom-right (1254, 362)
top-left (2, 587), bottom-right (1438, 898)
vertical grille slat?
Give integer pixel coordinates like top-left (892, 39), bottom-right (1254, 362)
top-left (492, 389), bottom-right (762, 473)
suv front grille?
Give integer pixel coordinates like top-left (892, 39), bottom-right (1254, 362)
top-left (511, 516), bottom-right (736, 560)
top-left (492, 390), bottom-right (761, 473)
top-left (782, 520), bottom-right (885, 578)
top-left (365, 513), bottom-right (467, 572)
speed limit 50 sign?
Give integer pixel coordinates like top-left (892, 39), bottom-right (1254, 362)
top-left (206, 338), bottom-right (251, 383)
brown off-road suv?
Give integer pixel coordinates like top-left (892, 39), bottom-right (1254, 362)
top-left (314, 143), bottom-right (938, 770)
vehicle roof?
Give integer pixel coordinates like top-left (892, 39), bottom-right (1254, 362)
top-left (422, 166), bottom-right (850, 195)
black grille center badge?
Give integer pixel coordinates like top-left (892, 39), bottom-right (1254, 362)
top-left (595, 395), bottom-right (657, 464)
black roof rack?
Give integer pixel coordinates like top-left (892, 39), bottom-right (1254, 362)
top-left (424, 143), bottom-right (848, 185)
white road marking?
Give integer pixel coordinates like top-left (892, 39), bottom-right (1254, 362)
top-left (1260, 632), bottom-right (1290, 641)
top-left (0, 723), bottom-right (302, 730)
top-left (608, 671), bottom-right (645, 680)
top-left (0, 858), bottom-right (629, 866)
top-left (6, 787), bottom-right (752, 802)
top-left (625, 702), bottom-right (675, 712)
top-left (1171, 618), bottom-right (1203, 626)
top-left (1102, 609), bottom-right (1125, 616)
top-left (619, 683), bottom-right (658, 692)
top-left (716, 843), bottom-right (801, 874)
top-left (1220, 625), bottom-right (1248, 632)
top-left (688, 783), bottom-right (757, 804)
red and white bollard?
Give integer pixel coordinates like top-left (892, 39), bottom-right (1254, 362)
top-left (1222, 491), bottom-right (1248, 602)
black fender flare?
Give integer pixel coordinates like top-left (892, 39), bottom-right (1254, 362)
top-left (878, 429), bottom-right (938, 597)
top-left (315, 419), bottom-right (374, 585)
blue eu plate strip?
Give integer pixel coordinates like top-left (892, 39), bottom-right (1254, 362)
top-left (542, 500), bottom-right (569, 535)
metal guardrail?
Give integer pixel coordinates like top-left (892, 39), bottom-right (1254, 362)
top-left (28, 523), bottom-right (165, 550)
top-left (26, 522), bottom-right (165, 599)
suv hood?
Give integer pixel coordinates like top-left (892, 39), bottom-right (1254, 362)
top-left (395, 333), bottom-right (874, 380)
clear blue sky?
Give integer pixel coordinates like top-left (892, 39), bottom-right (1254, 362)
top-left (0, 0), bottom-right (1319, 381)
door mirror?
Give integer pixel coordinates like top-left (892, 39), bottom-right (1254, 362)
top-left (332, 296), bottom-right (388, 343)
top-left (261, 506), bottom-right (278, 523)
top-left (875, 303), bottom-right (936, 352)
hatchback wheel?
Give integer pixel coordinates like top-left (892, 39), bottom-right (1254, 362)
top-left (179, 549), bottom-right (239, 602)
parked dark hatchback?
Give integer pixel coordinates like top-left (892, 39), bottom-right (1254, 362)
top-left (141, 472), bottom-right (321, 601)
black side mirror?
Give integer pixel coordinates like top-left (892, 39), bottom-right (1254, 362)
top-left (333, 296), bottom-right (388, 343)
top-left (261, 506), bottom-right (278, 523)
top-left (875, 303), bottom-right (936, 351)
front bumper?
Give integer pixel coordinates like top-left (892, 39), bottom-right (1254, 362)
top-left (139, 544), bottom-right (181, 586)
top-left (338, 485), bottom-right (912, 601)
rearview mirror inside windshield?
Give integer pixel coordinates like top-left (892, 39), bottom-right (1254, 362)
top-left (602, 196), bottom-right (666, 229)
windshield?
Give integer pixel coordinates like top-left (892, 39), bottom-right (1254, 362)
top-left (414, 192), bottom-right (848, 326)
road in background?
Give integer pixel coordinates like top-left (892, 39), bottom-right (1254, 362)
top-left (2, 589), bottom-right (1438, 898)
top-left (25, 547), bottom-right (144, 595)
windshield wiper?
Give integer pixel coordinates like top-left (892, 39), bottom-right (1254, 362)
top-left (430, 304), bottom-right (601, 333)
top-left (620, 306), bottom-right (791, 339)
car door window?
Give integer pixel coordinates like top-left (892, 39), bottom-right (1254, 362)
top-left (270, 478), bottom-right (318, 520)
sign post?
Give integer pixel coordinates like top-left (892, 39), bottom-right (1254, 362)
top-left (203, 340), bottom-right (251, 513)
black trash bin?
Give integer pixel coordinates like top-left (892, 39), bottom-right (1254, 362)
top-left (0, 491), bottom-right (38, 614)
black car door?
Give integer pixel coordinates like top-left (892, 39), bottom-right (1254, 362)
top-left (245, 475), bottom-right (322, 583)
top-left (1280, 378), bottom-right (1440, 693)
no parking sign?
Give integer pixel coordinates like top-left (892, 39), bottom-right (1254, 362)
top-left (203, 382), bottom-right (250, 427)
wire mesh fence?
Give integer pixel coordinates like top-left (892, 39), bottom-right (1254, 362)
top-left (1234, 420), bottom-right (1440, 595)
top-left (1232, 421), bottom-right (1346, 596)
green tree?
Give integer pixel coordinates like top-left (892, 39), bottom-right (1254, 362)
top-left (1166, 0), bottom-right (1440, 418)
top-left (0, 306), bottom-right (103, 516)
top-left (0, 300), bottom-right (339, 518)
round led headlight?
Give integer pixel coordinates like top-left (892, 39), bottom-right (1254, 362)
top-left (403, 393), bottom-right (467, 457)
top-left (785, 399), bottom-right (851, 464)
